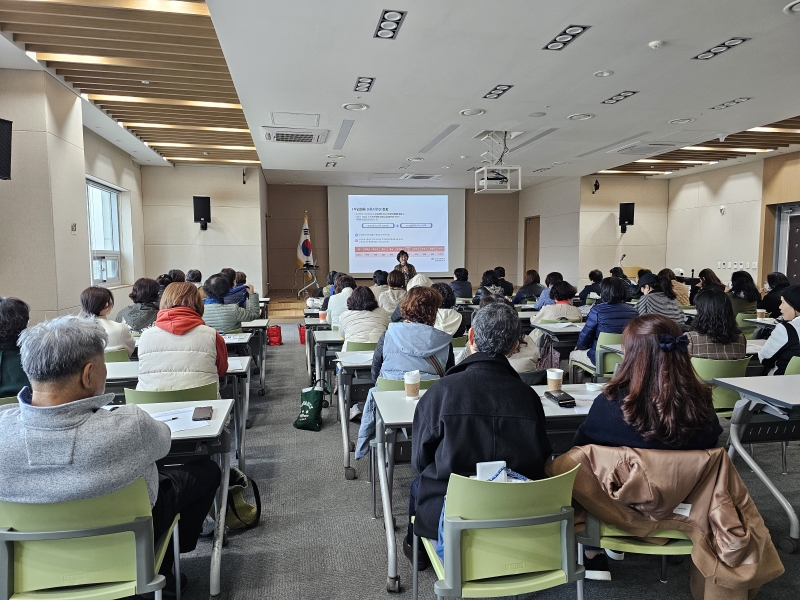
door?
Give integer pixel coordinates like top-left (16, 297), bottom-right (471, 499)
top-left (788, 215), bottom-right (800, 284)
top-left (524, 216), bottom-right (540, 274)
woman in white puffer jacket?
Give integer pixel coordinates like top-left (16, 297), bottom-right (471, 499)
top-left (339, 286), bottom-right (390, 350)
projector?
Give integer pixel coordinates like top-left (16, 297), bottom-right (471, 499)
top-left (474, 165), bottom-right (521, 193)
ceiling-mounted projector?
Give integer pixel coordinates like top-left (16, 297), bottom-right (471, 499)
top-left (475, 165), bottom-right (521, 193)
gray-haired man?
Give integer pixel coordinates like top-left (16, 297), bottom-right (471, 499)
top-left (0, 316), bottom-right (220, 594)
top-left (404, 303), bottom-right (552, 569)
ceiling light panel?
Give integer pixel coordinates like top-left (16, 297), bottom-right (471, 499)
top-left (325, 162), bottom-right (337, 167)
top-left (483, 85), bottom-right (513, 99)
top-left (710, 97), bottom-right (752, 110)
top-left (374, 10), bottom-right (407, 39)
top-left (693, 38), bottom-right (750, 60)
top-left (543, 25), bottom-right (590, 50)
top-left (601, 91), bottom-right (639, 105)
top-left (354, 77), bottom-right (375, 92)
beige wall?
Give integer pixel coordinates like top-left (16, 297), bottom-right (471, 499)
top-left (0, 69), bottom-right (88, 323)
top-left (465, 190), bottom-right (519, 286)
top-left (578, 176), bottom-right (669, 289)
top-left (265, 184), bottom-right (328, 293)
top-left (517, 178), bottom-right (581, 285)
top-left (667, 161), bottom-right (763, 282)
top-left (140, 165), bottom-right (264, 294)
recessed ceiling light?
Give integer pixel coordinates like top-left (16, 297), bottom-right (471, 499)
top-left (684, 146), bottom-right (773, 153)
top-left (459, 108), bottom-right (485, 116)
top-left (602, 91), bottom-right (638, 105)
top-left (529, 112), bottom-right (547, 117)
top-left (141, 80), bottom-right (149, 84)
top-left (343, 103), bottom-right (368, 111)
top-left (374, 9), bottom-right (406, 39)
top-left (594, 70), bottom-right (613, 77)
top-left (543, 25), bottom-right (590, 50)
top-left (441, 165), bottom-right (451, 169)
top-left (785, 0), bottom-right (800, 14)
top-left (327, 154), bottom-right (345, 159)
top-left (709, 97), bottom-right (752, 110)
top-left (693, 38), bottom-right (750, 60)
top-left (203, 151), bottom-right (209, 156)
top-left (568, 113), bottom-right (594, 120)
top-left (483, 85), bottom-right (513, 99)
top-left (407, 157), bottom-right (424, 161)
top-left (353, 76), bottom-right (375, 92)
top-left (669, 118), bottom-right (695, 124)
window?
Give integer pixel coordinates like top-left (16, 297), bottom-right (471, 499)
top-left (86, 181), bottom-right (121, 286)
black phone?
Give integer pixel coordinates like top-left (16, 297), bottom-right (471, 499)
top-left (192, 406), bottom-right (213, 421)
top-left (544, 390), bottom-right (576, 408)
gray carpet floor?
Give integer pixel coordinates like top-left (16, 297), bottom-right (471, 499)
top-left (179, 323), bottom-right (800, 599)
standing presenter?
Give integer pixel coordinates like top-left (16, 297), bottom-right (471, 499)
top-left (394, 250), bottom-right (417, 285)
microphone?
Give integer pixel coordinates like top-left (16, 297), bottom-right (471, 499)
top-left (618, 254), bottom-right (626, 267)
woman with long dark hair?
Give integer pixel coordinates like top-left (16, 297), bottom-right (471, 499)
top-left (659, 268), bottom-right (690, 306)
top-left (696, 268), bottom-right (725, 293)
top-left (472, 270), bottom-right (503, 304)
top-left (687, 289), bottom-right (746, 359)
top-left (727, 270), bottom-right (760, 316)
top-left (532, 271), bottom-right (564, 309)
top-left (512, 269), bottom-right (546, 304)
top-left (759, 272), bottom-right (790, 318)
top-left (575, 313), bottom-right (721, 449)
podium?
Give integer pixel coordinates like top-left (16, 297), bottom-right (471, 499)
top-left (294, 264), bottom-right (320, 298)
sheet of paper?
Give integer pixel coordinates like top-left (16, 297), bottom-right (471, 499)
top-left (227, 358), bottom-right (244, 371)
top-left (223, 333), bottom-right (248, 342)
top-left (573, 405), bottom-right (591, 414)
top-left (338, 352), bottom-right (374, 366)
top-left (151, 407), bottom-right (210, 433)
top-left (547, 322), bottom-right (582, 329)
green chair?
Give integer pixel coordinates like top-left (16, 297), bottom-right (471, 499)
top-left (736, 313), bottom-right (757, 340)
top-left (785, 356), bottom-right (800, 375)
top-left (577, 512), bottom-right (692, 583)
top-left (451, 336), bottom-right (468, 348)
top-left (124, 382), bottom-right (217, 404)
top-left (570, 332), bottom-right (622, 383)
top-left (412, 466), bottom-right (583, 599)
top-left (584, 297), bottom-right (596, 306)
top-left (679, 305), bottom-right (693, 310)
top-left (376, 377), bottom-right (438, 392)
top-left (0, 478), bottom-right (180, 600)
top-left (104, 348), bottom-right (130, 363)
top-left (691, 357), bottom-right (750, 418)
top-left (0, 397), bottom-right (16, 406)
top-left (342, 340), bottom-right (377, 352)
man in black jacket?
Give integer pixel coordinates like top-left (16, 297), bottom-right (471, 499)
top-left (404, 303), bottom-right (552, 568)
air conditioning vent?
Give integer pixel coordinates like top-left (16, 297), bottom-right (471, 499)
top-left (531, 167), bottom-right (551, 173)
top-left (399, 173), bottom-right (442, 180)
top-left (615, 143), bottom-right (676, 155)
top-left (261, 126), bottom-right (328, 144)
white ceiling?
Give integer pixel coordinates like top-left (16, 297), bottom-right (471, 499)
top-left (206, 0), bottom-right (800, 188)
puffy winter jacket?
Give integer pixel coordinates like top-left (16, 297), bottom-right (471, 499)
top-left (202, 293), bottom-right (260, 333)
top-left (115, 302), bottom-right (159, 333)
top-left (325, 287), bottom-right (353, 326)
top-left (434, 308), bottom-right (464, 337)
top-left (472, 284), bottom-right (503, 305)
top-left (369, 284), bottom-right (389, 300)
top-left (378, 288), bottom-right (406, 313)
top-left (576, 301), bottom-right (638, 363)
top-left (94, 316), bottom-right (135, 356)
top-left (339, 308), bottom-right (390, 348)
top-left (137, 306), bottom-right (228, 392)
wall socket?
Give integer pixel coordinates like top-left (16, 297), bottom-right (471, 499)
top-left (721, 261), bottom-right (727, 268)
top-left (70, 223), bottom-right (77, 235)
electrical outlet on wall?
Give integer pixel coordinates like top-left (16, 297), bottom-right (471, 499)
top-left (721, 261), bottom-right (727, 269)
top-left (745, 262), bottom-right (750, 269)
top-left (717, 261), bottom-right (721, 269)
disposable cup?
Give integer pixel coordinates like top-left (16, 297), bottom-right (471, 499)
top-left (547, 368), bottom-right (564, 391)
top-left (756, 309), bottom-right (766, 319)
top-left (319, 311), bottom-right (327, 320)
top-left (404, 371), bottom-right (421, 399)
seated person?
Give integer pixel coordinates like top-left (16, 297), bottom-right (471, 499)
top-left (394, 250), bottom-right (417, 285)
top-left (696, 268), bottom-right (726, 295)
top-left (686, 289), bottom-right (746, 360)
top-left (494, 266), bottom-right (514, 297)
top-left (1, 316), bottom-right (220, 592)
top-left (221, 267), bottom-right (249, 307)
top-left (635, 273), bottom-right (685, 327)
top-left (202, 273), bottom-right (260, 333)
top-left (449, 268), bottom-right (473, 300)
top-left (471, 270), bottom-right (503, 304)
top-left (406, 303), bottom-right (552, 568)
top-left (630, 268), bottom-right (652, 300)
top-left (322, 270), bottom-right (338, 298)
top-left (390, 273), bottom-right (433, 322)
top-left (356, 287), bottom-right (455, 460)
top-left (727, 270), bottom-right (760, 316)
top-left (370, 270), bottom-right (389, 300)
top-left (137, 283), bottom-right (228, 392)
top-left (570, 277), bottom-right (638, 367)
top-left (377, 269), bottom-right (407, 313)
top-left (115, 277), bottom-right (160, 333)
top-left (79, 286), bottom-right (135, 357)
top-left (659, 268), bottom-right (690, 306)
top-left (512, 269), bottom-right (546, 304)
top-left (0, 297), bottom-right (30, 398)
top-left (530, 281), bottom-right (581, 344)
top-left (759, 272), bottom-right (790, 318)
top-left (609, 266), bottom-right (636, 301)
top-left (759, 284), bottom-right (800, 375)
top-left (461, 309), bottom-right (539, 372)
top-left (578, 269), bottom-right (603, 303)
top-left (339, 286), bottom-right (390, 348)
top-left (533, 271), bottom-right (564, 309)
top-left (431, 282), bottom-right (465, 337)
top-left (325, 274), bottom-right (357, 327)
top-left (168, 269), bottom-right (185, 283)
top-left (156, 274), bottom-right (172, 299)
top-left (186, 269), bottom-right (203, 287)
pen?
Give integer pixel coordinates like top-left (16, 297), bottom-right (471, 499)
top-left (163, 417), bottom-right (179, 422)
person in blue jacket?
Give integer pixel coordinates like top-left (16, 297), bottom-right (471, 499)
top-left (532, 272), bottom-right (563, 310)
top-left (570, 277), bottom-right (638, 367)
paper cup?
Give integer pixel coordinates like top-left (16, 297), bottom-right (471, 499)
top-left (546, 368), bottom-right (564, 391)
top-left (319, 311), bottom-right (327, 320)
top-left (756, 309), bottom-right (766, 319)
top-left (404, 371), bottom-right (421, 399)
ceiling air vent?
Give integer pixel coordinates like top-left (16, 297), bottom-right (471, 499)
top-left (399, 173), bottom-right (442, 180)
top-left (615, 143), bottom-right (676, 155)
top-left (261, 126), bottom-right (328, 144)
top-left (531, 167), bottom-right (551, 173)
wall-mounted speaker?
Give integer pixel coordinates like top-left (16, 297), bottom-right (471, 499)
top-left (619, 202), bottom-right (635, 233)
top-left (0, 118), bottom-right (12, 181)
top-left (193, 195), bottom-right (211, 230)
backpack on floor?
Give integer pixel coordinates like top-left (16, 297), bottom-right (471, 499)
top-left (293, 380), bottom-right (330, 432)
top-left (267, 325), bottom-right (282, 346)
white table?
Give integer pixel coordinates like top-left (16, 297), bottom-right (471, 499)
top-left (336, 351), bottom-right (376, 480)
top-left (683, 308), bottom-right (697, 317)
top-left (304, 308), bottom-right (320, 316)
top-left (304, 318), bottom-right (332, 379)
top-left (531, 322), bottom-right (584, 335)
top-left (138, 399), bottom-right (233, 599)
top-left (713, 375), bottom-right (800, 552)
top-left (135, 331), bottom-right (253, 348)
top-left (601, 340), bottom-right (766, 357)
top-left (314, 329), bottom-right (344, 392)
top-left (241, 319), bottom-right (269, 395)
top-left (745, 317), bottom-right (778, 329)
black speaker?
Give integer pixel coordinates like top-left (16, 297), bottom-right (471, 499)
top-left (0, 118), bottom-right (11, 181)
top-left (193, 195), bottom-right (211, 230)
top-left (619, 202), bottom-right (635, 226)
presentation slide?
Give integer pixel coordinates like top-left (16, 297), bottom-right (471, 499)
top-left (348, 194), bottom-right (449, 274)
